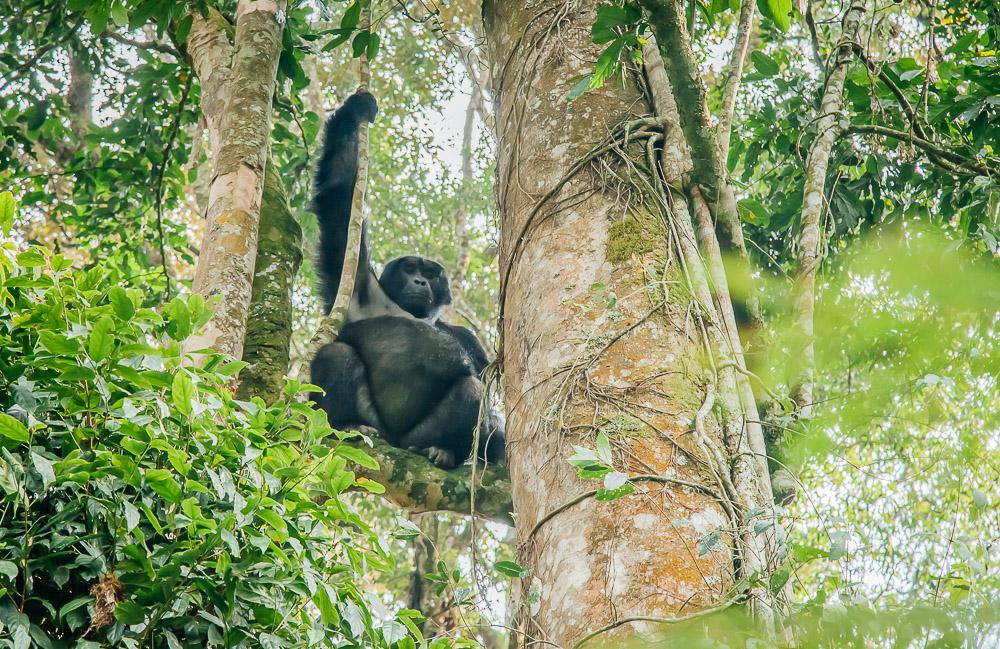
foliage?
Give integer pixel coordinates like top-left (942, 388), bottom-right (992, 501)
top-left (0, 233), bottom-right (433, 647)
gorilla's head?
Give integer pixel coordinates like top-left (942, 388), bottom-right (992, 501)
top-left (380, 255), bottom-right (452, 320)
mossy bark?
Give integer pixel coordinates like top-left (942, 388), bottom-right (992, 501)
top-left (188, 0), bottom-right (286, 360)
top-left (237, 164), bottom-right (303, 402)
top-left (484, 1), bottom-right (737, 645)
top-left (351, 436), bottom-right (513, 525)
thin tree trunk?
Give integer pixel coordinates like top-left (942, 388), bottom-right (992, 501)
top-left (716, 0), bottom-right (755, 162)
top-left (237, 163), bottom-right (303, 402)
top-left (484, 2), bottom-right (741, 645)
top-left (791, 1), bottom-right (867, 415)
top-left (187, 0), bottom-right (286, 359)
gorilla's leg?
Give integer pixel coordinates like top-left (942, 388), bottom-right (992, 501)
top-left (394, 376), bottom-right (482, 469)
top-left (310, 341), bottom-right (385, 433)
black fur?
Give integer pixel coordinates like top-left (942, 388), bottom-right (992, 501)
top-left (309, 91), bottom-right (505, 469)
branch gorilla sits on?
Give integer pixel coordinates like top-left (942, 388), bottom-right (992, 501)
top-left (309, 91), bottom-right (505, 470)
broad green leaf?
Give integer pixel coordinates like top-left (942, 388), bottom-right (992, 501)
top-left (171, 371), bottom-right (195, 418)
top-left (757, 0), bottom-right (793, 32)
top-left (495, 560), bottom-right (529, 579)
top-left (698, 529), bottom-right (722, 555)
top-left (0, 191), bottom-right (14, 233)
top-left (88, 316), bottom-right (115, 362)
top-left (31, 452), bottom-right (55, 488)
top-left (256, 508), bottom-right (289, 536)
top-left (0, 560), bottom-right (17, 580)
top-left (751, 51), bottom-right (780, 77)
top-left (0, 413), bottom-right (29, 443)
top-left (115, 600), bottom-right (146, 625)
top-left (145, 468), bottom-right (182, 503)
top-left (335, 444), bottom-right (379, 470)
top-left (109, 286), bottom-right (135, 320)
top-left (38, 331), bottom-right (80, 355)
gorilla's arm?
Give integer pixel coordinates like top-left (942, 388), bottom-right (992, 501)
top-left (313, 91), bottom-right (378, 314)
top-left (436, 321), bottom-right (490, 376)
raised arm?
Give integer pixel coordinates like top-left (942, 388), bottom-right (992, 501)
top-left (312, 91), bottom-right (378, 314)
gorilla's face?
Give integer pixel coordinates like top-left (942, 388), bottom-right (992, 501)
top-left (380, 256), bottom-right (452, 320)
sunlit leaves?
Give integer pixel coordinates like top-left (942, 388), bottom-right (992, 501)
top-left (757, 0), bottom-right (794, 32)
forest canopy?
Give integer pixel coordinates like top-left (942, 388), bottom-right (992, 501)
top-left (0, 0), bottom-right (998, 647)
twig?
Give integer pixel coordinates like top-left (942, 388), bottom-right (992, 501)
top-left (0, 16), bottom-right (85, 93)
top-left (571, 598), bottom-right (743, 649)
top-left (153, 75), bottom-right (193, 299)
top-left (524, 474), bottom-right (721, 543)
top-left (848, 124), bottom-right (990, 176)
top-left (104, 30), bottom-right (181, 57)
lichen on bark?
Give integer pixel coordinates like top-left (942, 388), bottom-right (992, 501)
top-left (237, 164), bottom-right (303, 402)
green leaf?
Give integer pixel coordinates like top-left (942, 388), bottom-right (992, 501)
top-left (109, 286), bottom-right (135, 319)
top-left (495, 560), bottom-right (529, 579)
top-left (38, 331), bottom-right (81, 355)
top-left (88, 316), bottom-right (115, 362)
top-left (31, 452), bottom-right (55, 489)
top-left (145, 468), bottom-right (182, 503)
top-left (163, 297), bottom-right (191, 341)
top-left (59, 597), bottom-right (93, 619)
top-left (355, 476), bottom-right (384, 493)
top-left (171, 371), bottom-right (195, 418)
top-left (566, 75), bottom-right (592, 102)
top-left (0, 560), bottom-right (17, 581)
top-left (0, 191), bottom-right (14, 233)
top-left (394, 519), bottom-right (421, 540)
top-left (175, 14), bottom-right (194, 45)
top-left (757, 0), bottom-right (793, 32)
top-left (351, 31), bottom-right (370, 58)
top-left (115, 600), bottom-right (146, 625)
top-left (591, 39), bottom-right (626, 88)
top-left (335, 444), bottom-right (379, 470)
top-left (591, 4), bottom-right (642, 44)
top-left (110, 0), bottom-right (128, 27)
top-left (595, 431), bottom-right (613, 464)
top-left (341, 0), bottom-right (362, 30)
top-left (751, 51), bottom-right (780, 77)
top-left (0, 413), bottom-right (29, 443)
top-left (595, 483), bottom-right (635, 501)
top-left (698, 529), bottom-right (722, 556)
top-left (256, 508), bottom-right (289, 536)
top-left (366, 32), bottom-right (380, 60)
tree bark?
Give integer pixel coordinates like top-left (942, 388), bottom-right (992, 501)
top-left (791, 1), bottom-right (866, 415)
top-left (187, 0), bottom-right (286, 359)
top-left (237, 164), bottom-right (303, 402)
top-left (484, 2), bottom-right (745, 645)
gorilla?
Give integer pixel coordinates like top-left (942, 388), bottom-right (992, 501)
top-left (309, 91), bottom-right (505, 469)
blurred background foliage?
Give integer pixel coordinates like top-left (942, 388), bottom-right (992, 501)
top-left (0, 0), bottom-right (998, 646)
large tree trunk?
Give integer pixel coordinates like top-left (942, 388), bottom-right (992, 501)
top-left (237, 164), bottom-right (303, 402)
top-left (187, 0), bottom-right (286, 359)
top-left (483, 1), bottom-right (755, 645)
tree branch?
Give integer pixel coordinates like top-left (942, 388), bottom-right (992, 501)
top-left (352, 436), bottom-right (513, 526)
top-left (638, 0), bottom-right (762, 326)
top-left (790, 1), bottom-right (866, 415)
top-left (717, 0), bottom-right (755, 162)
top-left (848, 124), bottom-right (990, 176)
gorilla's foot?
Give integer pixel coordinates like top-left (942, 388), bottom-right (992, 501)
top-left (425, 446), bottom-right (459, 469)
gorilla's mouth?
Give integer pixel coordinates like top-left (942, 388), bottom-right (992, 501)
top-left (401, 289), bottom-right (432, 304)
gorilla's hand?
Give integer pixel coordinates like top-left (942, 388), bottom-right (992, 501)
top-left (343, 90), bottom-right (378, 124)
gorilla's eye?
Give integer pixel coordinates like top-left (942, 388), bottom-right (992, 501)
top-left (403, 261), bottom-right (418, 273)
